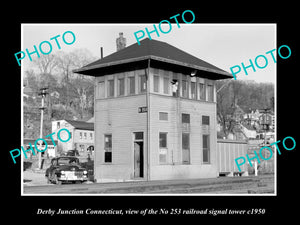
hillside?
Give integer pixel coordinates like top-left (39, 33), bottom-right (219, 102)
top-left (216, 79), bottom-right (274, 138)
top-left (23, 50), bottom-right (96, 139)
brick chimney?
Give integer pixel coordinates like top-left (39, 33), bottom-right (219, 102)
top-left (116, 32), bottom-right (126, 51)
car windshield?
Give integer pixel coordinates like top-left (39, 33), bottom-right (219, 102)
top-left (57, 158), bottom-right (78, 166)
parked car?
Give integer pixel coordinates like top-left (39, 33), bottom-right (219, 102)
top-left (45, 156), bottom-right (88, 184)
top-left (60, 150), bottom-right (80, 156)
top-left (66, 150), bottom-right (79, 156)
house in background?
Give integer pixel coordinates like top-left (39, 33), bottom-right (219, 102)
top-left (240, 123), bottom-right (257, 139)
top-left (51, 119), bottom-right (94, 157)
top-left (74, 37), bottom-right (237, 182)
top-left (23, 138), bottom-right (58, 158)
top-left (226, 126), bottom-right (247, 141)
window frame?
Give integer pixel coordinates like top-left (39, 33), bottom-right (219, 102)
top-left (139, 74), bottom-right (147, 93)
top-left (202, 134), bottom-right (210, 164)
top-left (207, 84), bottom-right (214, 102)
top-left (118, 77), bottom-right (125, 96)
top-left (107, 79), bottom-right (115, 97)
top-left (202, 115), bottom-right (210, 125)
top-left (104, 134), bottom-right (112, 163)
top-left (159, 112), bottom-right (168, 121)
top-left (182, 113), bottom-right (190, 124)
top-left (128, 76), bottom-right (135, 95)
top-left (97, 81), bottom-right (105, 99)
top-left (199, 82), bottom-right (205, 100)
top-left (163, 76), bottom-right (169, 94)
top-left (159, 132), bottom-right (168, 164)
top-left (191, 81), bottom-right (196, 99)
top-left (182, 79), bottom-right (188, 98)
top-left (182, 132), bottom-right (190, 164)
top-left (153, 75), bottom-right (159, 93)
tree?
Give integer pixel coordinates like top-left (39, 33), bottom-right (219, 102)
top-left (216, 79), bottom-right (274, 139)
top-left (33, 54), bottom-right (58, 75)
top-left (216, 80), bottom-right (236, 138)
top-left (54, 49), bottom-right (96, 119)
top-left (270, 96), bottom-right (274, 111)
top-left (69, 77), bottom-right (94, 119)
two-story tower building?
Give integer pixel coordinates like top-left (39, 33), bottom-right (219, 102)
top-left (74, 38), bottom-right (232, 182)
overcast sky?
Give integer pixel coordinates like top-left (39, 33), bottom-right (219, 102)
top-left (22, 24), bottom-right (276, 83)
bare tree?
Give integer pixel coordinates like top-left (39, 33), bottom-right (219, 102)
top-left (33, 54), bottom-right (58, 75)
top-left (70, 77), bottom-right (94, 119)
top-left (55, 49), bottom-right (96, 119)
top-left (217, 80), bottom-right (237, 138)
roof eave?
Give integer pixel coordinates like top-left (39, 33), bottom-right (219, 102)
top-left (149, 55), bottom-right (233, 78)
top-left (73, 55), bottom-right (233, 79)
top-left (73, 56), bottom-right (150, 74)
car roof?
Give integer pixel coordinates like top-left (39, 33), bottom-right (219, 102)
top-left (52, 156), bottom-right (78, 160)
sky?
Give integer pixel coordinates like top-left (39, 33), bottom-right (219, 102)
top-left (22, 23), bottom-right (276, 83)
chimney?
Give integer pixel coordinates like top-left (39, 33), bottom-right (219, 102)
top-left (100, 47), bottom-right (103, 59)
top-left (116, 32), bottom-right (126, 51)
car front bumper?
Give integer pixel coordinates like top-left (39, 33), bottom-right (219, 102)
top-left (59, 173), bottom-right (88, 182)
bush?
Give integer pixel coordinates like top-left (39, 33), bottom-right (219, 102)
top-left (23, 161), bottom-right (32, 171)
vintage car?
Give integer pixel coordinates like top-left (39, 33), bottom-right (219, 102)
top-left (59, 150), bottom-right (79, 156)
top-left (45, 156), bottom-right (88, 184)
top-left (66, 150), bottom-right (79, 156)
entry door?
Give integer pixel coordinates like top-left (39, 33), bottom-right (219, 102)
top-left (134, 141), bottom-right (144, 178)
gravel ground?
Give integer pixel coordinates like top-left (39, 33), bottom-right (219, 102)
top-left (23, 170), bottom-right (274, 195)
top-left (23, 169), bottom-right (48, 186)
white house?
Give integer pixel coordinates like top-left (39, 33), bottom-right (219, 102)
top-left (51, 119), bottom-right (94, 157)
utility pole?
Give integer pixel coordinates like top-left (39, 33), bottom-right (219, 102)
top-left (217, 79), bottom-right (231, 93)
top-left (38, 87), bottom-right (48, 169)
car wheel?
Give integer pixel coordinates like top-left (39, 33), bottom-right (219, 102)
top-left (54, 174), bottom-right (62, 185)
top-left (47, 177), bottom-right (52, 184)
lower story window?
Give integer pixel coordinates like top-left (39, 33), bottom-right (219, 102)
top-left (104, 134), bottom-right (112, 163)
top-left (203, 134), bottom-right (210, 163)
top-left (182, 133), bottom-right (190, 164)
top-left (159, 132), bottom-right (167, 164)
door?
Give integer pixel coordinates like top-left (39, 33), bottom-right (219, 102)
top-left (134, 141), bottom-right (144, 178)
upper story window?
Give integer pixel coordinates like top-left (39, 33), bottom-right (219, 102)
top-left (163, 70), bottom-right (169, 94)
top-left (98, 81), bottom-right (105, 98)
top-left (118, 78), bottom-right (125, 96)
top-left (191, 82), bottom-right (196, 99)
top-left (199, 82), bottom-right (205, 100)
top-left (153, 75), bottom-right (159, 93)
top-left (172, 79), bottom-right (179, 97)
top-left (108, 79), bottom-right (114, 97)
top-left (207, 84), bottom-right (214, 102)
top-left (163, 77), bottom-right (169, 94)
top-left (128, 76), bottom-right (135, 95)
top-left (139, 74), bottom-right (146, 93)
top-left (182, 79), bottom-right (188, 98)
top-left (94, 71), bottom-right (215, 103)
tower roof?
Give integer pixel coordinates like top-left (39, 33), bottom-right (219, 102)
top-left (74, 38), bottom-right (232, 80)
